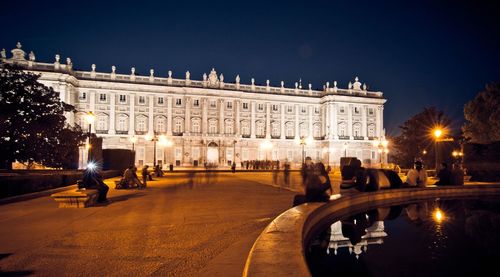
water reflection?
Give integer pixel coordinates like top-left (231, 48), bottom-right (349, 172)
top-left (306, 197), bottom-right (500, 276)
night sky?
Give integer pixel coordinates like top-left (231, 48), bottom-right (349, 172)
top-left (1, 0), bottom-right (498, 135)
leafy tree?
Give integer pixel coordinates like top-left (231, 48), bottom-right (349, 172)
top-left (392, 107), bottom-right (451, 169)
top-left (0, 64), bottom-right (86, 169)
top-left (463, 83), bottom-right (500, 144)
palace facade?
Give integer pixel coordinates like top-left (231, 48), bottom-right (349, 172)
top-left (2, 43), bottom-right (387, 168)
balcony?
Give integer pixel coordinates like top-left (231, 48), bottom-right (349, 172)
top-left (314, 136), bottom-right (325, 141)
top-left (353, 136), bottom-right (364, 140)
top-left (368, 137), bottom-right (375, 140)
top-left (115, 130), bottom-right (128, 135)
top-left (285, 136), bottom-right (295, 140)
top-left (271, 135), bottom-right (281, 139)
top-left (255, 135), bottom-right (266, 139)
top-left (338, 136), bottom-right (350, 140)
top-left (172, 132), bottom-right (183, 136)
top-left (95, 130), bottom-right (108, 134)
top-left (135, 131), bottom-right (147, 135)
top-left (242, 134), bottom-right (251, 138)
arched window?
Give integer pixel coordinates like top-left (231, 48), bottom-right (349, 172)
top-left (136, 115), bottom-right (148, 132)
top-left (271, 121), bottom-right (280, 137)
top-left (191, 118), bottom-right (201, 133)
top-left (285, 121), bottom-right (294, 138)
top-left (96, 113), bottom-right (108, 131)
top-left (353, 123), bottom-right (361, 137)
top-left (116, 114), bottom-right (129, 132)
top-left (313, 123), bottom-right (321, 138)
top-left (208, 119), bottom-right (218, 134)
top-left (225, 119), bottom-right (234, 134)
top-left (338, 122), bottom-right (347, 137)
top-left (299, 122), bottom-right (307, 137)
top-left (241, 120), bottom-right (250, 136)
top-left (256, 121), bottom-right (265, 137)
top-left (368, 124), bottom-right (375, 138)
top-left (75, 112), bottom-right (87, 130)
top-left (155, 116), bottom-right (166, 133)
top-left (174, 117), bottom-right (184, 133)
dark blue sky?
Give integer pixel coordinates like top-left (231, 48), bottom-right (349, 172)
top-left (1, 0), bottom-right (498, 135)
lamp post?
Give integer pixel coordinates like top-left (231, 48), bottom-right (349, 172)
top-left (233, 139), bottom-right (237, 164)
top-left (145, 133), bottom-right (171, 167)
top-left (130, 136), bottom-right (137, 151)
top-left (433, 128), bottom-right (443, 172)
top-left (85, 111), bottom-right (96, 163)
top-left (373, 138), bottom-right (389, 168)
top-left (296, 136), bottom-right (307, 165)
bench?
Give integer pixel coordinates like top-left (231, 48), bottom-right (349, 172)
top-left (51, 189), bottom-right (99, 208)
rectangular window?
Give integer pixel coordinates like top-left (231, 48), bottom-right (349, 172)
top-left (99, 93), bottom-right (107, 102)
top-left (139, 96), bottom-right (145, 104)
top-left (314, 107), bottom-right (320, 114)
top-left (210, 100), bottom-right (216, 108)
top-left (301, 106), bottom-right (306, 113)
top-left (272, 104), bottom-right (278, 111)
top-left (119, 94), bottom-right (126, 103)
top-left (79, 92), bottom-right (86, 100)
top-left (243, 102), bottom-right (249, 110)
top-left (193, 99), bottom-right (199, 107)
top-left (354, 107), bottom-right (360, 114)
top-left (369, 108), bottom-right (374, 116)
top-left (258, 104), bottom-right (264, 111)
top-left (158, 97), bottom-right (164, 105)
top-left (340, 106), bottom-right (345, 113)
top-left (287, 106), bottom-right (293, 113)
top-left (226, 101), bottom-right (233, 109)
top-left (176, 98), bottom-right (182, 106)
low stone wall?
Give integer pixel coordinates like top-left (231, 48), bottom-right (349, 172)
top-left (0, 170), bottom-right (121, 198)
top-left (243, 185), bottom-right (500, 277)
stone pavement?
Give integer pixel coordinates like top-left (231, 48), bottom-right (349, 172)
top-left (0, 172), bottom-right (296, 276)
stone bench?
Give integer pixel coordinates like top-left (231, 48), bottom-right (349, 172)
top-left (51, 189), bottom-right (99, 208)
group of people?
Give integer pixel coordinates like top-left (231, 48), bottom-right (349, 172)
top-left (293, 157), bottom-right (333, 205)
top-left (405, 160), bottom-right (465, 187)
top-left (116, 164), bottom-right (164, 189)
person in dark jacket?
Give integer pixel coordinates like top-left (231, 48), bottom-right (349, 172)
top-left (435, 162), bottom-right (452, 186)
top-left (82, 168), bottom-right (109, 202)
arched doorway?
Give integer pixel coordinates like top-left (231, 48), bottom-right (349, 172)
top-left (207, 141), bottom-right (219, 164)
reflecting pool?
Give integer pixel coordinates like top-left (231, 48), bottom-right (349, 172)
top-left (306, 197), bottom-right (500, 276)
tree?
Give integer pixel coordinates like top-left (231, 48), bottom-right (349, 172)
top-left (0, 64), bottom-right (86, 169)
top-left (463, 83), bottom-right (500, 144)
top-left (392, 107), bottom-right (451, 168)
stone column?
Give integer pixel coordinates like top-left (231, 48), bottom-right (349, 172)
top-left (148, 95), bottom-right (154, 135)
top-left (219, 99), bottom-right (224, 135)
top-left (109, 92), bottom-right (116, 134)
top-left (376, 105), bottom-right (381, 138)
top-left (331, 103), bottom-right (337, 139)
top-left (167, 96), bottom-right (172, 136)
top-left (280, 103), bottom-right (285, 139)
top-left (348, 104), bottom-right (353, 139)
top-left (380, 105), bottom-right (384, 137)
top-left (235, 100), bottom-right (240, 135)
top-left (295, 104), bottom-right (300, 138)
top-left (308, 105), bottom-right (313, 138)
top-left (251, 101), bottom-right (256, 138)
top-left (202, 98), bottom-right (208, 135)
top-left (89, 91), bottom-right (96, 133)
top-left (185, 97), bottom-right (191, 135)
top-left (265, 102), bottom-right (271, 139)
top-left (362, 105), bottom-right (367, 139)
top-left (324, 103), bottom-right (330, 139)
top-left (128, 94), bottom-right (135, 135)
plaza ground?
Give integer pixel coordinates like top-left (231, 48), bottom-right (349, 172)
top-left (0, 171), bottom-right (327, 276)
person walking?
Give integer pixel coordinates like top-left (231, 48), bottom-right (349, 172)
top-left (141, 165), bottom-right (149, 189)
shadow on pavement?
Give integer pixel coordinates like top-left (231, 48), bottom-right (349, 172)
top-left (0, 253), bottom-right (34, 276)
top-left (91, 192), bottom-right (146, 207)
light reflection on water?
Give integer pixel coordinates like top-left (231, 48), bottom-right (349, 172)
top-left (306, 197), bottom-right (500, 276)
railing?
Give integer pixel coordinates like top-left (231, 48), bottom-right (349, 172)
top-left (354, 136), bottom-right (364, 140)
top-left (172, 132), bottom-right (183, 136)
top-left (285, 136), bottom-right (295, 140)
top-left (115, 130), bottom-right (128, 135)
top-left (95, 130), bottom-right (108, 134)
top-left (135, 131), bottom-right (146, 135)
top-left (242, 134), bottom-right (251, 138)
top-left (338, 136), bottom-right (350, 140)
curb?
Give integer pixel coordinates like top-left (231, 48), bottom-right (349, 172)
top-left (0, 184), bottom-right (77, 206)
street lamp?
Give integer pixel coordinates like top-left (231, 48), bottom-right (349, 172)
top-left (84, 111), bottom-right (96, 163)
top-left (373, 138), bottom-right (389, 168)
top-left (433, 127), bottom-right (443, 172)
top-left (233, 139), bottom-right (237, 165)
top-left (295, 136), bottom-right (308, 165)
top-left (145, 133), bottom-right (171, 167)
top-left (130, 136), bottom-right (137, 151)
